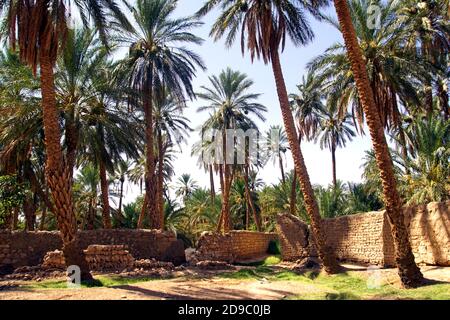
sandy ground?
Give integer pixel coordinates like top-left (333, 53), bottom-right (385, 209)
top-left (0, 265), bottom-right (448, 300)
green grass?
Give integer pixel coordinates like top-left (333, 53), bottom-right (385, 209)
top-left (217, 267), bottom-right (450, 300)
top-left (19, 266), bottom-right (450, 300)
top-left (234, 255), bottom-right (282, 267)
top-left (23, 275), bottom-right (165, 289)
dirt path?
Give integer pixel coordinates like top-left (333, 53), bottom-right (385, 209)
top-left (0, 278), bottom-right (323, 300)
top-left (1, 265), bottom-right (449, 300)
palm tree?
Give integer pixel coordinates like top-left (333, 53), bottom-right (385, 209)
top-left (1, 0), bottom-right (132, 281)
top-left (73, 164), bottom-right (101, 230)
top-left (315, 102), bottom-right (356, 187)
top-left (175, 174), bottom-right (199, 203)
top-left (332, 0), bottom-right (423, 286)
top-left (290, 72), bottom-right (324, 141)
top-left (117, 0), bottom-right (205, 230)
top-left (399, 0), bottom-right (449, 117)
top-left (112, 159), bottom-right (133, 224)
top-left (402, 116), bottom-right (450, 205)
top-left (197, 0), bottom-right (340, 273)
top-left (153, 91), bottom-right (192, 229)
top-left (196, 68), bottom-right (267, 232)
top-left (56, 27), bottom-right (141, 229)
top-left (264, 125), bottom-right (289, 184)
top-left (192, 138), bottom-right (218, 205)
top-left (308, 0), bottom-right (433, 137)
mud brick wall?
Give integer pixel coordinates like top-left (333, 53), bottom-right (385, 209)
top-left (322, 211), bottom-right (394, 266)
top-left (404, 201), bottom-right (450, 266)
top-left (0, 229), bottom-right (185, 268)
top-left (195, 231), bottom-right (278, 263)
top-left (275, 201), bottom-right (450, 267)
top-left (275, 213), bottom-right (317, 261)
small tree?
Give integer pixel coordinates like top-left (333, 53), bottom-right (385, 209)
top-left (0, 175), bottom-right (27, 228)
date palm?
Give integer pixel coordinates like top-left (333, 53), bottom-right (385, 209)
top-left (116, 0), bottom-right (205, 230)
top-left (56, 27), bottom-right (141, 229)
top-left (197, 0), bottom-right (340, 273)
top-left (196, 68), bottom-right (267, 232)
top-left (290, 72), bottom-right (324, 140)
top-left (309, 0), bottom-right (429, 133)
top-left (1, 0), bottom-right (132, 281)
top-left (264, 125), bottom-right (289, 184)
top-left (153, 91), bottom-right (192, 228)
top-left (175, 173), bottom-right (199, 203)
top-left (399, 0), bottom-right (449, 117)
top-left (332, 0), bottom-right (424, 286)
top-left (315, 102), bottom-right (356, 187)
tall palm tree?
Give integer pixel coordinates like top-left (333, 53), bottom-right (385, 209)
top-left (315, 102), bottom-right (356, 187)
top-left (399, 0), bottom-right (449, 117)
top-left (56, 27), bottom-right (141, 229)
top-left (112, 159), bottom-right (133, 223)
top-left (196, 68), bottom-right (267, 232)
top-left (197, 0), bottom-right (340, 273)
top-left (153, 91), bottom-right (192, 229)
top-left (175, 174), bottom-right (199, 203)
top-left (117, 0), bottom-right (205, 230)
top-left (308, 0), bottom-right (429, 133)
top-left (264, 125), bottom-right (289, 184)
top-left (192, 138), bottom-right (218, 205)
top-left (332, 0), bottom-right (424, 287)
top-left (1, 0), bottom-right (132, 281)
top-left (290, 72), bottom-right (324, 141)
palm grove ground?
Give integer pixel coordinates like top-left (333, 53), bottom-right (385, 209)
top-left (1, 259), bottom-right (449, 300)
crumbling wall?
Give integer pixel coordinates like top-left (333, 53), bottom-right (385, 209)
top-left (0, 229), bottom-right (185, 268)
top-left (275, 201), bottom-right (450, 267)
top-left (195, 231), bottom-right (278, 263)
top-left (275, 213), bottom-right (316, 261)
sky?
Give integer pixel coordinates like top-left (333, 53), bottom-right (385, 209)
top-left (117, 0), bottom-right (374, 204)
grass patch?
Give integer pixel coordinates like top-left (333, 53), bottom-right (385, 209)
top-left (235, 255), bottom-right (281, 267)
top-left (23, 275), bottom-right (164, 290)
top-left (218, 267), bottom-right (450, 300)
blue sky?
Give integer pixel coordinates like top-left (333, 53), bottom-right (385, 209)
top-left (113, 1), bottom-right (374, 202)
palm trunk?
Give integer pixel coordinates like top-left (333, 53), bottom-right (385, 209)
top-left (118, 178), bottom-right (125, 219)
top-left (12, 208), bottom-right (18, 230)
top-left (270, 49), bottom-right (340, 274)
top-left (216, 165), bottom-right (225, 232)
top-left (331, 142), bottom-right (337, 187)
top-left (87, 199), bottom-right (95, 230)
top-left (157, 129), bottom-right (165, 230)
top-left (209, 164), bottom-right (216, 205)
top-left (333, 0), bottom-right (423, 288)
top-left (279, 155), bottom-right (286, 184)
top-left (65, 109), bottom-right (78, 179)
top-left (99, 161), bottom-right (112, 229)
top-left (219, 128), bottom-right (232, 232)
top-left (39, 51), bottom-right (92, 281)
top-left (40, 206), bottom-right (47, 231)
top-left (421, 43), bottom-right (434, 117)
top-left (142, 84), bottom-right (158, 230)
top-left (23, 195), bottom-right (36, 231)
top-left (290, 169), bottom-right (297, 216)
top-left (244, 164), bottom-right (261, 231)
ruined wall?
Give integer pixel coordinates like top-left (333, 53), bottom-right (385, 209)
top-left (404, 202), bottom-right (450, 266)
top-left (0, 229), bottom-right (185, 268)
top-left (195, 231), bottom-right (278, 263)
top-left (275, 213), bottom-right (316, 261)
top-left (322, 211), bottom-right (395, 266)
top-left (275, 201), bottom-right (450, 267)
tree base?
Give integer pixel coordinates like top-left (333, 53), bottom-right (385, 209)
top-left (397, 255), bottom-right (424, 288)
top-left (62, 237), bottom-right (93, 282)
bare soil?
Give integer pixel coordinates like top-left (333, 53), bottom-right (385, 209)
top-left (0, 265), bottom-right (448, 300)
